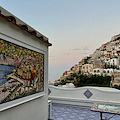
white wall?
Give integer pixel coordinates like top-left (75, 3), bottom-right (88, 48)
top-left (49, 85), bottom-right (120, 108)
top-left (0, 15), bottom-right (48, 120)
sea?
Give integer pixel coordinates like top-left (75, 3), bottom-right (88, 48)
top-left (0, 64), bottom-right (15, 86)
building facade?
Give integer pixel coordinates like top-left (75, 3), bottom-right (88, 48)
top-left (81, 64), bottom-right (93, 75)
top-left (112, 72), bottom-right (120, 86)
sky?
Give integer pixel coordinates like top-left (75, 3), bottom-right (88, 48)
top-left (1, 0), bottom-right (120, 82)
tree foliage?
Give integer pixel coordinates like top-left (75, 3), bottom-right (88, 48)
top-left (58, 73), bottom-right (111, 87)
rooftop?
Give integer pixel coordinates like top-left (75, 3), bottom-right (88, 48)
top-left (0, 6), bottom-right (52, 46)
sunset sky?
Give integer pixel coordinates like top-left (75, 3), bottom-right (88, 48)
top-left (1, 0), bottom-right (120, 82)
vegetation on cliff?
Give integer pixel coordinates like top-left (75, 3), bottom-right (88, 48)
top-left (57, 72), bottom-right (111, 87)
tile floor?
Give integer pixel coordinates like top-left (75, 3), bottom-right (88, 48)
top-left (52, 104), bottom-right (120, 120)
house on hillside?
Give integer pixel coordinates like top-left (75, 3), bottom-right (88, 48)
top-left (92, 68), bottom-right (114, 76)
top-left (104, 58), bottom-right (119, 69)
top-left (81, 64), bottom-right (93, 75)
top-left (70, 65), bottom-right (80, 73)
top-left (112, 72), bottom-right (120, 86)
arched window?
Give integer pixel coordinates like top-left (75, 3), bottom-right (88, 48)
top-left (97, 70), bottom-right (100, 73)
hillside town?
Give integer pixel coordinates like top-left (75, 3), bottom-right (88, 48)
top-left (53, 34), bottom-right (120, 87)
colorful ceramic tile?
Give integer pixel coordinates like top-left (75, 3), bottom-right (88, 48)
top-left (0, 38), bottom-right (44, 104)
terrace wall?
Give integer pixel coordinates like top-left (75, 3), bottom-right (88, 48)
top-left (49, 85), bottom-right (120, 108)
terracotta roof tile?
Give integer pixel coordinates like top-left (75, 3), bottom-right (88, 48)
top-left (0, 6), bottom-right (52, 46)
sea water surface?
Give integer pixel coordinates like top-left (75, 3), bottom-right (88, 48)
top-left (0, 64), bottom-right (15, 86)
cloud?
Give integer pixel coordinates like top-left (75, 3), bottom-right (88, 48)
top-left (70, 47), bottom-right (89, 51)
top-left (69, 48), bottom-right (81, 51)
top-left (83, 47), bottom-right (89, 50)
top-left (80, 53), bottom-right (88, 55)
top-left (72, 48), bottom-right (81, 51)
top-left (64, 53), bottom-right (70, 55)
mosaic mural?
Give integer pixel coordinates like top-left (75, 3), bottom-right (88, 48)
top-left (0, 39), bottom-right (44, 104)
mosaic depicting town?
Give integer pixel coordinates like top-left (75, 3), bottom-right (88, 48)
top-left (0, 39), bottom-right (44, 104)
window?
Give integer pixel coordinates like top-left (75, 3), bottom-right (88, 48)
top-left (97, 70), bottom-right (100, 73)
top-left (103, 70), bottom-right (106, 73)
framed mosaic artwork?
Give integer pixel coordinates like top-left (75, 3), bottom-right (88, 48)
top-left (0, 38), bottom-right (44, 105)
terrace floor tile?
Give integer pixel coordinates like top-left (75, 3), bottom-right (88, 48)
top-left (52, 104), bottom-right (120, 120)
